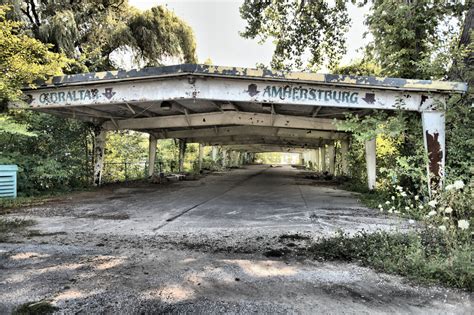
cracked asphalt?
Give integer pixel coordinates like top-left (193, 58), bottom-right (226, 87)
top-left (0, 165), bottom-right (471, 314)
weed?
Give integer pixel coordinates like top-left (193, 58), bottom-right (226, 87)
top-left (13, 300), bottom-right (57, 315)
top-left (309, 230), bottom-right (473, 291)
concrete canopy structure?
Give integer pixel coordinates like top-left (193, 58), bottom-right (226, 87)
top-left (13, 64), bottom-right (467, 190)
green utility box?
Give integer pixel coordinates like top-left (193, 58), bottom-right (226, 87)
top-left (0, 165), bottom-right (18, 198)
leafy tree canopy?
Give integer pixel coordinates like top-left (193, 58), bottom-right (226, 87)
top-left (240, 0), bottom-right (469, 77)
top-left (365, 0), bottom-right (468, 79)
top-left (240, 0), bottom-right (350, 71)
top-left (0, 5), bottom-right (67, 104)
top-left (1, 0), bottom-right (197, 72)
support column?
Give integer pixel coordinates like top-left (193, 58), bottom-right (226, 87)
top-left (222, 149), bottom-right (227, 168)
top-left (340, 139), bottom-right (349, 176)
top-left (148, 134), bottom-right (157, 177)
top-left (365, 138), bottom-right (376, 190)
top-left (211, 146), bottom-right (218, 161)
top-left (236, 152), bottom-right (242, 166)
top-left (320, 146), bottom-right (326, 172)
top-left (313, 149), bottom-right (320, 171)
top-left (422, 111), bottom-right (446, 194)
top-left (299, 153), bottom-right (304, 166)
top-left (178, 139), bottom-right (187, 173)
top-left (93, 127), bottom-right (107, 186)
top-left (198, 143), bottom-right (204, 172)
top-left (327, 143), bottom-right (335, 174)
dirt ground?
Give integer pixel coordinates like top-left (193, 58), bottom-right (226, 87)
top-left (0, 165), bottom-right (472, 314)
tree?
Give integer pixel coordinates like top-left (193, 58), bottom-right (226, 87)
top-left (239, 0), bottom-right (350, 71)
top-left (1, 0), bottom-right (197, 71)
top-left (0, 5), bottom-right (67, 108)
top-left (337, 1), bottom-right (472, 190)
top-left (365, 0), bottom-right (467, 79)
top-left (0, 2), bottom-right (199, 195)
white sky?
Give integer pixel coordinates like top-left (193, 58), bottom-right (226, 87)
top-left (129, 0), bottom-right (370, 71)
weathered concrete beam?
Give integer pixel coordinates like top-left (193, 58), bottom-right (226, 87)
top-left (185, 135), bottom-right (329, 144)
top-left (153, 126), bottom-right (347, 140)
top-left (186, 136), bottom-right (333, 147)
top-left (21, 76), bottom-right (448, 112)
top-left (223, 144), bottom-right (307, 153)
top-left (102, 111), bottom-right (338, 131)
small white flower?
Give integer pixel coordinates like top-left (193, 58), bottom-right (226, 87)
top-left (385, 201), bottom-right (391, 205)
top-left (438, 225), bottom-right (447, 232)
top-left (391, 196), bottom-right (395, 200)
top-left (453, 180), bottom-right (465, 190)
top-left (428, 200), bottom-right (437, 208)
top-left (400, 192), bottom-right (407, 197)
top-left (444, 207), bottom-right (453, 214)
top-left (405, 206), bottom-right (410, 211)
top-left (408, 219), bottom-right (415, 224)
top-left (414, 195), bottom-right (419, 201)
top-left (418, 205), bottom-right (424, 210)
top-left (378, 204), bottom-right (383, 208)
top-left (396, 185), bottom-right (403, 191)
top-left (443, 217), bottom-right (449, 221)
top-left (458, 220), bottom-right (470, 230)
top-left (428, 210), bottom-right (437, 217)
top-left (445, 184), bottom-right (454, 191)
top-left (394, 210), bottom-right (400, 214)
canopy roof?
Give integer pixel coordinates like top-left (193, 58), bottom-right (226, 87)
top-left (29, 64), bottom-right (467, 93)
top-left (15, 64), bottom-right (467, 151)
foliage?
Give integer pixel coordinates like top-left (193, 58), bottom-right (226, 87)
top-left (0, 115), bottom-right (35, 136)
top-left (310, 229), bottom-right (472, 290)
top-left (240, 0), bottom-right (350, 70)
top-left (0, 5), bottom-right (68, 106)
top-left (0, 194), bottom-right (65, 214)
top-left (365, 0), bottom-right (467, 79)
top-left (255, 152), bottom-right (282, 164)
top-left (0, 111), bottom-right (94, 195)
top-left (333, 59), bottom-right (382, 76)
top-left (0, 1), bottom-right (198, 194)
top-left (1, 0), bottom-right (197, 71)
top-left (103, 131), bottom-right (148, 182)
top-left (124, 6), bottom-right (197, 66)
top-left (337, 110), bottom-right (427, 191)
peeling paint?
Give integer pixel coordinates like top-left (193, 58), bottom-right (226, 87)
top-left (426, 131), bottom-right (443, 181)
top-left (27, 64), bottom-right (467, 94)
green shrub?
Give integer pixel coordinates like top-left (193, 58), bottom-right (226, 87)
top-left (311, 230), bottom-right (473, 290)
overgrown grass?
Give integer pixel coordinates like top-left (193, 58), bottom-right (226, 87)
top-left (0, 186), bottom-right (94, 214)
top-left (310, 230), bottom-right (473, 291)
top-left (0, 218), bottom-right (35, 242)
top-left (0, 196), bottom-right (54, 214)
top-left (13, 300), bottom-right (57, 315)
